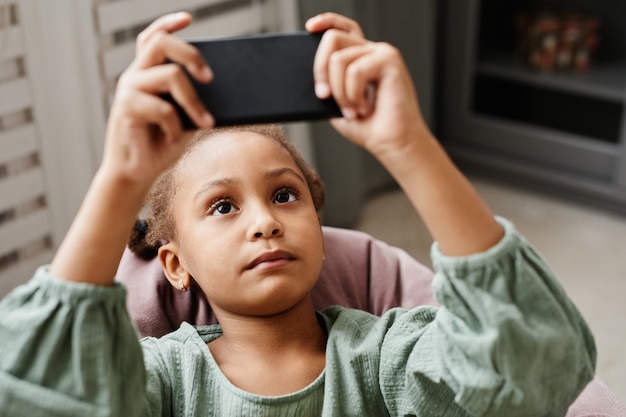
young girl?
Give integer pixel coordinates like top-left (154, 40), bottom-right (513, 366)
top-left (0, 12), bottom-right (595, 416)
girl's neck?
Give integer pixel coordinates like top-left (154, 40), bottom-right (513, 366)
top-left (210, 295), bottom-right (326, 357)
top-left (207, 295), bottom-right (327, 396)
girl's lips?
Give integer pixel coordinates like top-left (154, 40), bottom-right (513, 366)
top-left (246, 250), bottom-right (296, 270)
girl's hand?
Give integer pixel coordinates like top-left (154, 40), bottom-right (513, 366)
top-left (307, 13), bottom-right (503, 256)
top-left (50, 13), bottom-right (215, 285)
top-left (102, 12), bottom-right (214, 191)
top-left (306, 13), bottom-right (430, 163)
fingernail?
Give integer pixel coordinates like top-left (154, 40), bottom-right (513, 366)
top-left (201, 112), bottom-right (214, 127)
top-left (342, 107), bottom-right (357, 120)
top-left (201, 65), bottom-right (213, 81)
top-left (359, 103), bottom-right (371, 117)
top-left (168, 12), bottom-right (189, 22)
top-left (315, 82), bottom-right (330, 99)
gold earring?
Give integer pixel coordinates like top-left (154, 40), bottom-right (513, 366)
top-left (179, 279), bottom-right (187, 292)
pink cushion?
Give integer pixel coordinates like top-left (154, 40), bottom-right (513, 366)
top-left (567, 377), bottom-right (626, 417)
top-left (116, 225), bottom-right (625, 416)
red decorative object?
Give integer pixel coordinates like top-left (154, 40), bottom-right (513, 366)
top-left (515, 10), bottom-right (601, 72)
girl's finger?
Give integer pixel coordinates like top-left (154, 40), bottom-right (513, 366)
top-left (126, 64), bottom-right (214, 129)
top-left (133, 32), bottom-right (213, 84)
top-left (329, 44), bottom-right (381, 117)
top-left (313, 29), bottom-right (365, 100)
top-left (118, 91), bottom-right (183, 144)
top-left (136, 12), bottom-right (193, 49)
top-left (326, 46), bottom-right (352, 117)
top-left (305, 12), bottom-right (364, 38)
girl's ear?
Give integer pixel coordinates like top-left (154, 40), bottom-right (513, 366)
top-left (158, 242), bottom-right (191, 291)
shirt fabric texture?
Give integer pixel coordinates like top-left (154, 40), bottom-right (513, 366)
top-left (0, 218), bottom-right (596, 416)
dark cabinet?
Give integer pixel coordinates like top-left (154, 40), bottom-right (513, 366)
top-left (440, 0), bottom-right (626, 213)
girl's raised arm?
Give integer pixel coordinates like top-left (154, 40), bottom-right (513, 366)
top-left (50, 13), bottom-right (214, 285)
top-left (307, 13), bottom-right (503, 256)
top-left (307, 16), bottom-right (595, 417)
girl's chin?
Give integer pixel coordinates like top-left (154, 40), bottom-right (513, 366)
top-left (231, 291), bottom-right (314, 317)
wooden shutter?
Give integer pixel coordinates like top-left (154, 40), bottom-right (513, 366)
top-left (0, 1), bottom-right (54, 295)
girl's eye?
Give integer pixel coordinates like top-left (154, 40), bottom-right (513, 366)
top-left (209, 199), bottom-right (238, 216)
top-left (274, 188), bottom-right (298, 204)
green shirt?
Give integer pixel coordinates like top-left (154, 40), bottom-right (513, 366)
top-left (0, 219), bottom-right (596, 416)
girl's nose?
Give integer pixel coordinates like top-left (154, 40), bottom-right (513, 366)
top-left (247, 208), bottom-right (283, 240)
top-left (253, 228), bottom-right (280, 238)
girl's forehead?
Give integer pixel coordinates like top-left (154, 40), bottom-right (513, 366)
top-left (192, 131), bottom-right (291, 162)
top-left (178, 131), bottom-right (299, 180)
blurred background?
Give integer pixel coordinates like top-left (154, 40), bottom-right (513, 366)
top-left (0, 0), bottom-right (623, 403)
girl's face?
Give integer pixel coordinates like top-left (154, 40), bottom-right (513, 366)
top-left (160, 131), bottom-right (325, 317)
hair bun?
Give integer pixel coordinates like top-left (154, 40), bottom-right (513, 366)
top-left (128, 218), bottom-right (159, 260)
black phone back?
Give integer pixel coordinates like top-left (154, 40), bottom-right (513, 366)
top-left (168, 32), bottom-right (342, 128)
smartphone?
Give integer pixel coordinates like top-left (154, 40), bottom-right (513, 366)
top-left (165, 31), bottom-right (342, 128)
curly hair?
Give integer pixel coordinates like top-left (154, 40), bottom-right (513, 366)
top-left (128, 124), bottom-right (325, 260)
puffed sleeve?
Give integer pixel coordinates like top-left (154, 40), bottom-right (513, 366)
top-left (380, 218), bottom-right (596, 417)
top-left (0, 267), bottom-right (167, 417)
